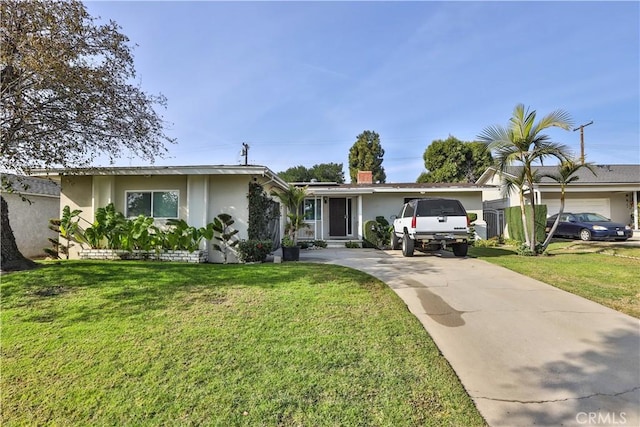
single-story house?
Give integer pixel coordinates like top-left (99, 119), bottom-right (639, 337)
top-left (295, 171), bottom-right (493, 243)
top-left (476, 164), bottom-right (640, 238)
top-left (33, 165), bottom-right (289, 263)
top-left (1, 173), bottom-right (60, 258)
top-left (33, 166), bottom-right (497, 261)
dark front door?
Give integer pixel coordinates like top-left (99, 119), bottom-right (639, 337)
top-left (329, 198), bottom-right (347, 236)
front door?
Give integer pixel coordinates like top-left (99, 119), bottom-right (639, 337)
top-left (329, 198), bottom-right (352, 237)
top-left (329, 198), bottom-right (347, 236)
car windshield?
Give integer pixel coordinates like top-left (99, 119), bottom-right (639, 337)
top-left (578, 213), bottom-right (610, 222)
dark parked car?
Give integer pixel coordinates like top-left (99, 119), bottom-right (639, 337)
top-left (545, 212), bottom-right (633, 241)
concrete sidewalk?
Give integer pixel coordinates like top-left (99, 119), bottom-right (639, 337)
top-left (301, 248), bottom-right (640, 427)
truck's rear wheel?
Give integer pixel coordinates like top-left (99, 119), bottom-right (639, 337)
top-left (452, 242), bottom-right (468, 257)
top-left (402, 233), bottom-right (414, 257)
top-left (391, 232), bottom-right (401, 250)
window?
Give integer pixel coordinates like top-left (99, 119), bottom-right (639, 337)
top-left (403, 203), bottom-right (415, 218)
top-left (302, 198), bottom-right (322, 221)
top-left (416, 199), bottom-right (466, 217)
top-left (126, 191), bottom-right (179, 218)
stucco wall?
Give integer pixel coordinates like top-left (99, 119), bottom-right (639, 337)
top-left (361, 191), bottom-right (483, 222)
top-left (4, 192), bottom-right (59, 258)
top-left (610, 192), bottom-right (633, 226)
top-left (59, 176), bottom-right (93, 258)
top-left (207, 175), bottom-right (252, 263)
top-left (58, 173), bottom-right (275, 263)
top-left (309, 191), bottom-right (485, 241)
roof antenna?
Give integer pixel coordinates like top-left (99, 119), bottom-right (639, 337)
top-left (241, 142), bottom-right (249, 166)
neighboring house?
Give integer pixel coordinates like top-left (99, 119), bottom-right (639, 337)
top-left (296, 171), bottom-right (493, 243)
top-left (32, 165), bottom-right (288, 263)
top-left (1, 173), bottom-right (60, 258)
top-left (476, 164), bottom-right (640, 238)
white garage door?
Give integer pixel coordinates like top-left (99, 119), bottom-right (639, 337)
top-left (544, 198), bottom-right (611, 218)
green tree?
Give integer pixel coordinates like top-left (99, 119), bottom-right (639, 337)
top-left (278, 163), bottom-right (344, 183)
top-left (417, 136), bottom-right (492, 183)
top-left (1, 0), bottom-right (174, 270)
top-left (348, 130), bottom-right (386, 183)
top-left (277, 165), bottom-right (313, 183)
top-left (309, 162), bottom-right (345, 183)
top-left (478, 104), bottom-right (572, 254)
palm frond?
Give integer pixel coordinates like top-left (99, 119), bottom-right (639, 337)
top-left (532, 109), bottom-right (573, 134)
top-left (477, 125), bottom-right (512, 148)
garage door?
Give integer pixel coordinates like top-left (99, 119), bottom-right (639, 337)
top-left (544, 198), bottom-right (610, 218)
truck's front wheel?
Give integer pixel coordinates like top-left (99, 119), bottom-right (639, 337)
top-left (402, 233), bottom-right (414, 257)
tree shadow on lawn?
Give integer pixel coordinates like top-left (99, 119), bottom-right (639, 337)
top-left (468, 247), bottom-right (517, 258)
top-left (3, 261), bottom-right (377, 324)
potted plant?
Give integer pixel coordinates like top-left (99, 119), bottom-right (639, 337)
top-left (271, 185), bottom-right (308, 261)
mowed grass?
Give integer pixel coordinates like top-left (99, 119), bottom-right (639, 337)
top-left (470, 242), bottom-right (640, 318)
top-left (1, 261), bottom-right (485, 426)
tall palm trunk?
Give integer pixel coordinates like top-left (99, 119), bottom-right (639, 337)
top-left (524, 160), bottom-right (538, 253)
top-left (527, 185), bottom-right (537, 252)
top-left (518, 191), bottom-right (531, 247)
top-left (542, 187), bottom-right (566, 250)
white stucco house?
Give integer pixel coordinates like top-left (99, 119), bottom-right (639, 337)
top-left (33, 165), bottom-right (496, 261)
top-left (1, 174), bottom-right (60, 258)
top-left (476, 164), bottom-right (640, 238)
top-left (33, 165), bottom-right (289, 263)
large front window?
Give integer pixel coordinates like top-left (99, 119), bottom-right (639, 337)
top-left (126, 191), bottom-right (179, 218)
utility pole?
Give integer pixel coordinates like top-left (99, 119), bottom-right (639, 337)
top-left (573, 121), bottom-right (593, 164)
top-left (241, 142), bottom-right (249, 166)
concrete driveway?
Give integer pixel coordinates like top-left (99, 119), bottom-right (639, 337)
top-left (301, 248), bottom-right (640, 427)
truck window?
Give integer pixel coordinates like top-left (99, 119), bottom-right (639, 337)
top-left (416, 200), bottom-right (466, 217)
top-left (403, 203), bottom-right (415, 218)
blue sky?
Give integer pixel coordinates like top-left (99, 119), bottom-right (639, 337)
top-left (86, 1), bottom-right (640, 183)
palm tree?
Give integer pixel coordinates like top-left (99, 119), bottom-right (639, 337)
top-left (271, 185), bottom-right (308, 245)
top-left (479, 104), bottom-right (573, 253)
top-left (540, 160), bottom-right (596, 251)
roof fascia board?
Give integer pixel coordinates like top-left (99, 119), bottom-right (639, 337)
top-left (536, 184), bottom-right (639, 193)
top-left (371, 186), bottom-right (490, 193)
top-left (30, 165), bottom-right (279, 177)
top-left (305, 186), bottom-right (492, 196)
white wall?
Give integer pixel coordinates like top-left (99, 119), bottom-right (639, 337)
top-left (4, 192), bottom-right (59, 258)
top-left (311, 191), bottom-right (484, 241)
top-left (207, 175), bottom-right (251, 263)
top-left (59, 175), bottom-right (93, 258)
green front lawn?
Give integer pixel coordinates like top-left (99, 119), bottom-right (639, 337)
top-left (470, 242), bottom-right (640, 318)
top-left (1, 261), bottom-right (485, 426)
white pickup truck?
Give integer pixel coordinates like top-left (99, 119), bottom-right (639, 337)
top-left (392, 198), bottom-right (470, 257)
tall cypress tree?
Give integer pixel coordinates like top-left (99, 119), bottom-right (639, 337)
top-left (348, 130), bottom-right (386, 183)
